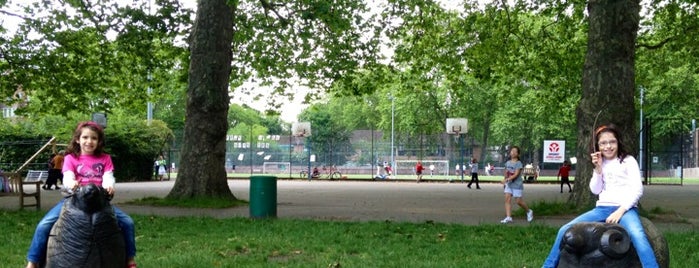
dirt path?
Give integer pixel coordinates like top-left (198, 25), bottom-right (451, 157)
top-left (4, 179), bottom-right (697, 231)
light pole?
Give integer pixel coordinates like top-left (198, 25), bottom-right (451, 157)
top-left (146, 0), bottom-right (153, 126)
top-left (639, 86), bottom-right (644, 175)
top-left (389, 94), bottom-right (395, 169)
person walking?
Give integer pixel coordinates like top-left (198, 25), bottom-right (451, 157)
top-left (557, 160), bottom-right (572, 193)
top-left (542, 124), bottom-right (658, 268)
top-left (500, 146), bottom-right (533, 224)
top-left (155, 155), bottom-right (167, 181)
top-left (24, 121), bottom-right (138, 268)
top-left (467, 157), bottom-right (480, 189)
top-left (44, 151), bottom-right (65, 190)
top-left (415, 161), bottom-right (424, 183)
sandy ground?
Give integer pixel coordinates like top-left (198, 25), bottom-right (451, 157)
top-left (3, 179), bottom-right (697, 231)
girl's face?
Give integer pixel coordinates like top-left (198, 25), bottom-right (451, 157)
top-left (77, 127), bottom-right (100, 155)
top-left (597, 132), bottom-right (618, 160)
top-left (509, 148), bottom-right (519, 159)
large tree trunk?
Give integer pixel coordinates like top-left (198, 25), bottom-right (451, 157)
top-left (168, 0), bottom-right (236, 199)
top-left (571, 0), bottom-right (640, 206)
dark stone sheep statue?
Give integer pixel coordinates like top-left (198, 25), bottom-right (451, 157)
top-left (558, 218), bottom-right (669, 268)
top-left (45, 183), bottom-right (126, 268)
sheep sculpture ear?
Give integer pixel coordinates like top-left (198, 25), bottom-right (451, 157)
top-left (72, 183), bottom-right (109, 214)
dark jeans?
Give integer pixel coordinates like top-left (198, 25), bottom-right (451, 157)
top-left (560, 176), bottom-right (571, 192)
top-left (468, 172), bottom-right (479, 188)
top-left (45, 169), bottom-right (62, 188)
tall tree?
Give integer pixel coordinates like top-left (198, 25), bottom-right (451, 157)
top-left (168, 0), bottom-right (377, 198)
top-left (572, 0), bottom-right (640, 206)
top-left (167, 0), bottom-right (235, 198)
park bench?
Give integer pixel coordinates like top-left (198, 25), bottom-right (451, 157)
top-left (0, 170), bottom-right (43, 210)
top-left (26, 169), bottom-right (49, 183)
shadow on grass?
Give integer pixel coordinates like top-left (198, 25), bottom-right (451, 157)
top-left (517, 199), bottom-right (691, 225)
top-left (126, 196), bottom-right (247, 209)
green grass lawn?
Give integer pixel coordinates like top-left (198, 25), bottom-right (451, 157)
top-left (3, 209), bottom-right (697, 267)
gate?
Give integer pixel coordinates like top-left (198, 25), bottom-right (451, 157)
top-left (642, 117), bottom-right (693, 185)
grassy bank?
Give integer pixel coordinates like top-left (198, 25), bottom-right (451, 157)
top-left (3, 209), bottom-right (697, 267)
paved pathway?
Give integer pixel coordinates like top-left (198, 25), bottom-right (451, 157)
top-left (3, 179), bottom-right (697, 231)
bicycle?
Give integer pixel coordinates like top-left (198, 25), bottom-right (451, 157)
top-left (299, 166), bottom-right (341, 180)
top-left (299, 167), bottom-right (321, 179)
top-left (325, 168), bottom-right (342, 180)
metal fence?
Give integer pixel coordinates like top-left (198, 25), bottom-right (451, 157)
top-left (159, 120), bottom-right (699, 181)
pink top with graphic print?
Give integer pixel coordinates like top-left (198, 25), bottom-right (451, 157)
top-left (62, 154), bottom-right (114, 186)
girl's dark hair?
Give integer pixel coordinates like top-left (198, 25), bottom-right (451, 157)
top-left (594, 123), bottom-right (629, 162)
top-left (66, 121), bottom-right (106, 157)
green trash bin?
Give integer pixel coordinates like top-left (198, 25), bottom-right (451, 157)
top-left (249, 175), bottom-right (277, 218)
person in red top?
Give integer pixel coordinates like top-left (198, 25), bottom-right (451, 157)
top-left (557, 160), bottom-right (572, 193)
top-left (415, 161), bottom-right (424, 183)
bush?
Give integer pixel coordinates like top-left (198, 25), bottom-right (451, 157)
top-left (0, 115), bottom-right (173, 181)
top-left (107, 116), bottom-right (173, 181)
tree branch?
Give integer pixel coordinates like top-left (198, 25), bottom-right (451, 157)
top-left (0, 9), bottom-right (30, 20)
top-left (636, 36), bottom-right (674, 50)
top-left (637, 25), bottom-right (698, 50)
top-left (259, 0), bottom-right (290, 25)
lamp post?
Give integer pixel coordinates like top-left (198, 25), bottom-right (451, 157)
top-left (389, 94), bottom-right (395, 169)
top-left (91, 112), bottom-right (107, 129)
top-left (446, 118), bottom-right (468, 182)
top-left (639, 86), bottom-right (644, 175)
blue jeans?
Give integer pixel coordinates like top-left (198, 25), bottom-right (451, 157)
top-left (542, 206), bottom-right (658, 268)
top-left (27, 198), bottom-right (136, 263)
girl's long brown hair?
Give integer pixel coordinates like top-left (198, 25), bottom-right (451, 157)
top-left (66, 121), bottom-right (106, 157)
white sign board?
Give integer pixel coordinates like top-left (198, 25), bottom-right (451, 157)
top-left (543, 140), bottom-right (565, 163)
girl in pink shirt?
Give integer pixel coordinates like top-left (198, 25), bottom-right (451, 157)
top-left (26, 121), bottom-right (137, 268)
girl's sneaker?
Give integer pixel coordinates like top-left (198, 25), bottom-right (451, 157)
top-left (500, 217), bottom-right (513, 224)
top-left (527, 210), bottom-right (534, 222)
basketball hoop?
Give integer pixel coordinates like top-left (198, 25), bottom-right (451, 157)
top-left (292, 122), bottom-right (312, 137)
top-left (446, 118), bottom-right (468, 135)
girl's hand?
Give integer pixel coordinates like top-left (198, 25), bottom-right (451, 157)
top-left (605, 208), bottom-right (626, 224)
top-left (105, 186), bottom-right (115, 196)
top-left (590, 152), bottom-right (603, 174)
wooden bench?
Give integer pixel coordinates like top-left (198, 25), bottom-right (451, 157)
top-left (0, 171), bottom-right (42, 210)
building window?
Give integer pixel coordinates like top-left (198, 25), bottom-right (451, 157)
top-left (2, 107), bottom-right (16, 118)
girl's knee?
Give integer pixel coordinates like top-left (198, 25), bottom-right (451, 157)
top-left (119, 216), bottom-right (135, 227)
top-left (36, 217), bottom-right (58, 231)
